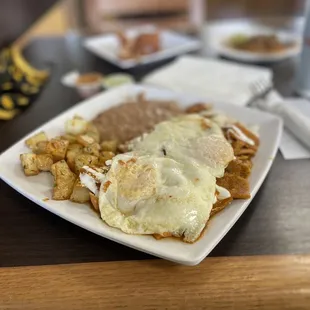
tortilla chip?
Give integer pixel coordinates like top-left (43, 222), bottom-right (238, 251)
top-left (217, 173), bottom-right (251, 199)
top-left (211, 197), bottom-right (233, 217)
top-left (226, 159), bottom-right (252, 179)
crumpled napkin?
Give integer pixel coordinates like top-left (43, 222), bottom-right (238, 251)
top-left (143, 55), bottom-right (272, 106)
top-left (255, 92), bottom-right (310, 159)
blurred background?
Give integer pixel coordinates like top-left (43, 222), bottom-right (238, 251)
top-left (0, 0), bottom-right (309, 122)
top-left (0, 0), bottom-right (306, 48)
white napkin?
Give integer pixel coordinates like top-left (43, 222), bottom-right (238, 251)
top-left (256, 92), bottom-right (310, 159)
top-left (280, 130), bottom-right (310, 159)
top-left (143, 55), bottom-right (272, 106)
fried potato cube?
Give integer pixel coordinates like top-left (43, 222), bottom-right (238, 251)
top-left (85, 123), bottom-right (100, 143)
top-left (100, 140), bottom-right (118, 153)
top-left (51, 160), bottom-right (76, 200)
top-left (68, 143), bottom-right (84, 152)
top-left (66, 143), bottom-right (83, 171)
top-left (89, 192), bottom-right (99, 212)
top-left (85, 131), bottom-right (100, 143)
top-left (20, 153), bottom-right (39, 176)
top-left (25, 132), bottom-right (48, 150)
top-left (74, 154), bottom-right (98, 173)
top-left (65, 117), bottom-right (88, 135)
top-left (61, 134), bottom-right (77, 144)
top-left (45, 139), bottom-right (69, 162)
top-left (76, 134), bottom-right (96, 147)
top-left (83, 143), bottom-right (100, 157)
top-left (34, 141), bottom-right (48, 154)
top-left (36, 154), bottom-right (53, 172)
top-left (98, 151), bottom-right (115, 166)
top-left (70, 179), bottom-right (90, 203)
top-left (50, 164), bottom-right (56, 176)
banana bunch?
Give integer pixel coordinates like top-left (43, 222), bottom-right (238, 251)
top-left (0, 46), bottom-right (50, 120)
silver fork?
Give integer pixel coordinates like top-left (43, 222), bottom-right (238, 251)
top-left (247, 80), bottom-right (273, 107)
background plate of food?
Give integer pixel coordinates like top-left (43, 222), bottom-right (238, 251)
top-left (0, 84), bottom-right (282, 265)
top-left (84, 25), bottom-right (201, 68)
top-left (207, 19), bottom-right (302, 63)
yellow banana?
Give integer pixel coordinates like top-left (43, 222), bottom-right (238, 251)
top-left (11, 46), bottom-right (49, 81)
top-left (0, 108), bottom-right (19, 120)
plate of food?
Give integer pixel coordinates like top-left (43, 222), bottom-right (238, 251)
top-left (207, 20), bottom-right (301, 63)
top-left (84, 26), bottom-right (201, 69)
top-left (0, 84), bottom-right (282, 265)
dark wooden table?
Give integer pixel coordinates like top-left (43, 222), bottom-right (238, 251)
top-left (0, 37), bottom-right (310, 268)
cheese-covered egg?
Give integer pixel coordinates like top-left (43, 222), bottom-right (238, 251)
top-left (131, 114), bottom-right (234, 177)
top-left (98, 153), bottom-right (216, 243)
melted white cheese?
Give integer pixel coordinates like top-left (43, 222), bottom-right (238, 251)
top-left (79, 166), bottom-right (106, 196)
top-left (99, 154), bottom-right (216, 243)
top-left (97, 115), bottom-right (234, 243)
top-left (226, 125), bottom-right (255, 146)
top-left (132, 114), bottom-right (234, 178)
top-left (215, 184), bottom-right (231, 200)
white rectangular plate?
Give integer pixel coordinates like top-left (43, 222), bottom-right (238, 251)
top-left (0, 85), bottom-right (282, 265)
top-left (84, 30), bottom-right (201, 69)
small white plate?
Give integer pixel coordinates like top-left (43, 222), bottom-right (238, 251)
top-left (84, 29), bottom-right (201, 69)
top-left (207, 19), bottom-right (302, 63)
top-left (0, 85), bottom-right (282, 265)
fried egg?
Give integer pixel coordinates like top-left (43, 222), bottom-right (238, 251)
top-left (98, 153), bottom-right (216, 242)
top-left (131, 114), bottom-right (234, 177)
top-left (94, 115), bottom-right (234, 243)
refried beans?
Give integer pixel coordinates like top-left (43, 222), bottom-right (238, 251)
top-left (92, 95), bottom-right (183, 143)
